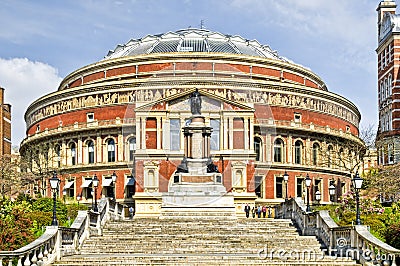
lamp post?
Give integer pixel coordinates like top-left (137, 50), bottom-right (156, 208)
top-left (112, 171), bottom-right (117, 201)
top-left (77, 193), bottom-right (81, 207)
top-left (352, 173), bottom-right (364, 225)
top-left (93, 174), bottom-right (99, 212)
top-left (315, 190), bottom-right (321, 205)
top-left (305, 174), bottom-right (312, 212)
top-left (283, 171), bottom-right (289, 201)
top-left (49, 171), bottom-right (60, 226)
top-left (329, 180), bottom-right (336, 203)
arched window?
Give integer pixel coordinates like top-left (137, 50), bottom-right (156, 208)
top-left (107, 139), bottom-right (116, 162)
top-left (254, 137), bottom-right (262, 161)
top-left (274, 139), bottom-right (283, 163)
top-left (312, 143), bottom-right (319, 166)
top-left (129, 138), bottom-right (136, 161)
top-left (294, 140), bottom-right (303, 164)
top-left (87, 140), bottom-right (94, 164)
top-left (70, 143), bottom-right (76, 165)
top-left (55, 145), bottom-right (61, 167)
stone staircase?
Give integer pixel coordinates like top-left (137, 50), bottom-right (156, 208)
top-left (53, 218), bottom-right (358, 265)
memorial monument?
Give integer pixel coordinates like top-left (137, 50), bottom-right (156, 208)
top-left (160, 89), bottom-right (236, 219)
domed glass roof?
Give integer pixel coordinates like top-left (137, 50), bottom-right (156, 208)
top-left (104, 28), bottom-right (290, 62)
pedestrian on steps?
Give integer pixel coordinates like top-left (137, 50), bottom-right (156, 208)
top-left (129, 206), bottom-right (134, 219)
top-left (244, 204), bottom-right (250, 218)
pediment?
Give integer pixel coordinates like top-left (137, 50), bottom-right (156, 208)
top-left (135, 88), bottom-right (254, 113)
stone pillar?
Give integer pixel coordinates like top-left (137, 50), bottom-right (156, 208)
top-left (244, 118), bottom-right (249, 150)
top-left (223, 117), bottom-right (228, 150)
top-left (287, 135), bottom-right (292, 164)
top-left (118, 134), bottom-right (124, 161)
top-left (229, 118), bottom-right (234, 149)
top-left (156, 117), bottom-right (162, 150)
top-left (266, 134), bottom-right (271, 162)
top-left (141, 118), bottom-right (146, 149)
top-left (96, 134), bottom-right (102, 163)
top-left (249, 118), bottom-right (254, 152)
top-left (78, 137), bottom-right (83, 164)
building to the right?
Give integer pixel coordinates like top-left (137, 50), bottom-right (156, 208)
top-left (376, 0), bottom-right (400, 165)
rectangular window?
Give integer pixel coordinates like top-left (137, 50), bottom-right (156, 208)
top-left (210, 119), bottom-right (220, 150)
top-left (170, 119), bottom-right (180, 151)
top-left (87, 113), bottom-right (94, 122)
top-left (276, 176), bottom-right (283, 198)
top-left (296, 178), bottom-right (304, 198)
top-left (126, 175), bottom-right (136, 198)
top-left (255, 175), bottom-right (263, 198)
top-left (294, 113), bottom-right (301, 123)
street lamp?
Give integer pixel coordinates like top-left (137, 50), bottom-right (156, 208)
top-left (49, 171), bottom-right (60, 226)
top-left (112, 171), bottom-right (117, 201)
top-left (283, 171), bottom-right (289, 200)
top-left (77, 193), bottom-right (81, 207)
top-left (352, 173), bottom-right (363, 225)
top-left (305, 174), bottom-right (312, 212)
top-left (92, 174), bottom-right (99, 212)
top-left (315, 190), bottom-right (321, 205)
top-left (329, 180), bottom-right (336, 203)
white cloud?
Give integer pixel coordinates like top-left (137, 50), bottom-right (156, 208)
top-left (0, 58), bottom-right (62, 146)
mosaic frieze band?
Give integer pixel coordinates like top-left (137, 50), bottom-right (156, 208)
top-left (26, 88), bottom-right (359, 128)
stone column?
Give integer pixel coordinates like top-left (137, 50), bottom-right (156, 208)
top-left (141, 118), bottom-right (146, 149)
top-left (78, 137), bottom-right (83, 164)
top-left (244, 118), bottom-right (249, 150)
top-left (156, 117), bottom-right (161, 150)
top-left (118, 134), bottom-right (124, 161)
top-left (135, 118), bottom-right (140, 150)
top-left (223, 117), bottom-right (228, 150)
top-left (96, 134), bottom-right (102, 163)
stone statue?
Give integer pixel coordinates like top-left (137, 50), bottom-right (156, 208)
top-left (176, 157), bottom-right (189, 173)
top-left (206, 157), bottom-right (219, 173)
top-left (190, 88), bottom-right (202, 115)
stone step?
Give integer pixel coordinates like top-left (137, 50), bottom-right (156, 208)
top-left (54, 217), bottom-right (359, 265)
top-left (53, 253), bottom-right (358, 266)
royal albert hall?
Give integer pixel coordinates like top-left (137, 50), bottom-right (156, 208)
top-left (21, 29), bottom-right (363, 216)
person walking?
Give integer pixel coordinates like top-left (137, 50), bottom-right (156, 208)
top-left (244, 204), bottom-right (250, 218)
top-left (129, 206), bottom-right (134, 219)
top-left (262, 205), bottom-right (267, 218)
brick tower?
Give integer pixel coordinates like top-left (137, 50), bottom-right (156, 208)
top-left (376, 0), bottom-right (400, 165)
top-left (0, 88), bottom-right (11, 156)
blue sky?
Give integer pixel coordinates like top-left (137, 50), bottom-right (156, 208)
top-left (0, 0), bottom-right (382, 145)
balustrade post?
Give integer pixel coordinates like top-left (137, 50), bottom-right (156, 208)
top-left (31, 249), bottom-right (37, 266)
top-left (23, 253), bottom-right (30, 266)
top-left (17, 256), bottom-right (23, 266)
top-left (37, 247), bottom-right (43, 266)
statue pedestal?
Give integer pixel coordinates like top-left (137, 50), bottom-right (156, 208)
top-left (161, 182), bottom-right (236, 219)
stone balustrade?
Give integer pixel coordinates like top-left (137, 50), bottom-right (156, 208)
top-left (0, 198), bottom-right (125, 266)
top-left (276, 197), bottom-right (400, 265)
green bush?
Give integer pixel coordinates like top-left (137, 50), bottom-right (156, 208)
top-left (0, 207), bottom-right (34, 250)
top-left (33, 197), bottom-right (68, 225)
top-left (385, 222), bottom-right (400, 249)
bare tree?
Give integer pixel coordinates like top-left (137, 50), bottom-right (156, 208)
top-left (19, 141), bottom-right (61, 197)
top-left (0, 154), bottom-right (36, 198)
